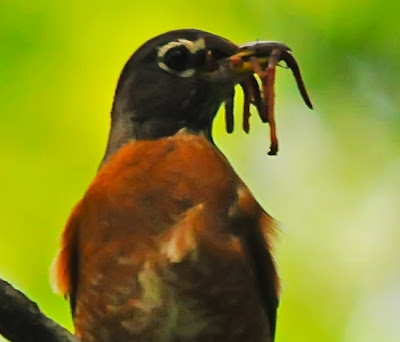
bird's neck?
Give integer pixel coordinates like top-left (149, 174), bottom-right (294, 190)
top-left (99, 111), bottom-right (213, 169)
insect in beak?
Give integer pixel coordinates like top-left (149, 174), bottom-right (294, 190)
top-left (220, 41), bottom-right (313, 155)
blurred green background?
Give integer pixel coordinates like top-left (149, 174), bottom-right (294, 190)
top-left (0, 0), bottom-right (399, 341)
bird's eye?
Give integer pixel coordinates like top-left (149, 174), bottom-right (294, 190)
top-left (163, 46), bottom-right (191, 71)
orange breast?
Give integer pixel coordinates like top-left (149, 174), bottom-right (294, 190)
top-left (52, 133), bottom-right (277, 342)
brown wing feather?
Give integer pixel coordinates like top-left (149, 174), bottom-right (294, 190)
top-left (246, 224), bottom-right (279, 340)
top-left (51, 202), bottom-right (81, 315)
top-left (227, 183), bottom-right (280, 340)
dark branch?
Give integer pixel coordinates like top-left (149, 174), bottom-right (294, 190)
top-left (0, 277), bottom-right (78, 342)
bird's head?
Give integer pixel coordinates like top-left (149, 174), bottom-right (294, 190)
top-left (102, 29), bottom-right (312, 164)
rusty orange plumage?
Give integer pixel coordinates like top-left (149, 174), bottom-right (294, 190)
top-left (53, 134), bottom-right (279, 341)
top-left (52, 29), bottom-right (312, 342)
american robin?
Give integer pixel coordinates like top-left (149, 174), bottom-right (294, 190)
top-left (51, 29), bottom-right (311, 342)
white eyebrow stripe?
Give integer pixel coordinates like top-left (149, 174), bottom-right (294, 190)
top-left (177, 38), bottom-right (206, 53)
top-left (157, 38), bottom-right (205, 78)
top-left (157, 41), bottom-right (183, 59)
top-left (157, 38), bottom-right (206, 58)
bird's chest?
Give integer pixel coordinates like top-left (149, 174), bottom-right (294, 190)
top-left (81, 136), bottom-right (237, 241)
top-left (73, 137), bottom-right (269, 341)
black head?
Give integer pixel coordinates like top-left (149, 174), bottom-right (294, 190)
top-left (102, 29), bottom-right (240, 164)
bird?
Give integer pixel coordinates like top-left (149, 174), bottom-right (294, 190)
top-left (51, 28), bottom-right (311, 342)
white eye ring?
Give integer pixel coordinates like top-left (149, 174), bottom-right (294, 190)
top-left (157, 38), bottom-right (206, 78)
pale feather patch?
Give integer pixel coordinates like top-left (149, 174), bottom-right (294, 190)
top-left (174, 127), bottom-right (195, 137)
top-left (50, 241), bottom-right (75, 296)
top-left (120, 264), bottom-right (165, 334)
top-left (138, 262), bottom-right (164, 308)
top-left (50, 202), bottom-right (81, 296)
top-left (49, 252), bottom-right (66, 295)
top-left (174, 127), bottom-right (209, 141)
top-left (161, 203), bottom-right (205, 263)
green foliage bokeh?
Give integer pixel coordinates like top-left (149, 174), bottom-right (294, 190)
top-left (0, 1), bottom-right (399, 341)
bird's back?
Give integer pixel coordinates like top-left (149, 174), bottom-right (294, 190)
top-left (52, 133), bottom-right (278, 342)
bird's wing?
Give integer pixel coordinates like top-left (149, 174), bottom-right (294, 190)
top-left (50, 201), bottom-right (81, 315)
top-left (227, 182), bottom-right (280, 339)
top-left (247, 211), bottom-right (280, 339)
